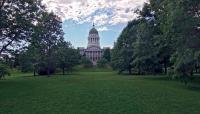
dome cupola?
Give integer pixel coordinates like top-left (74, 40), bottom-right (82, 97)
top-left (89, 23), bottom-right (98, 34)
top-left (87, 23), bottom-right (100, 48)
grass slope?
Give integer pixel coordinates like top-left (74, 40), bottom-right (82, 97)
top-left (0, 70), bottom-right (200, 114)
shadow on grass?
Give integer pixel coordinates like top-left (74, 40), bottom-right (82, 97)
top-left (119, 73), bottom-right (200, 92)
top-left (187, 85), bottom-right (200, 91)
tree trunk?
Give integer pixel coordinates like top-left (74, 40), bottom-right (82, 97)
top-left (164, 62), bottom-right (167, 75)
top-left (0, 33), bottom-right (17, 54)
top-left (47, 47), bottom-right (51, 77)
top-left (34, 68), bottom-right (36, 76)
top-left (0, 39), bottom-right (15, 54)
top-left (138, 67), bottom-right (141, 75)
top-left (195, 64), bottom-right (198, 73)
top-left (33, 64), bottom-right (36, 76)
top-left (62, 67), bottom-right (65, 75)
top-left (118, 69), bottom-right (123, 74)
top-left (128, 65), bottom-right (132, 75)
top-left (47, 60), bottom-right (50, 77)
top-left (190, 70), bottom-right (194, 77)
top-left (47, 67), bottom-right (50, 77)
top-left (196, 67), bottom-right (198, 73)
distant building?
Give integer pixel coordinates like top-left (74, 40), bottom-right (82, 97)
top-left (78, 24), bottom-right (108, 65)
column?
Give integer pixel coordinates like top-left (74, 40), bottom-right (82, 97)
top-left (98, 51), bottom-right (99, 60)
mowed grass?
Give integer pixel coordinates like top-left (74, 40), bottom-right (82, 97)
top-left (0, 69), bottom-right (200, 114)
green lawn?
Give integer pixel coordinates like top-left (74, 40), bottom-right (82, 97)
top-left (0, 70), bottom-right (200, 114)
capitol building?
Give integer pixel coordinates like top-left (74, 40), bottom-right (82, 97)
top-left (78, 24), bottom-right (108, 65)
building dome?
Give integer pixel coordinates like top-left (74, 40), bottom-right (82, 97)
top-left (78, 23), bottom-right (103, 65)
top-left (89, 27), bottom-right (98, 34)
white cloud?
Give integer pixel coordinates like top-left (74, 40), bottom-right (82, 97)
top-left (42, 0), bottom-right (148, 25)
top-left (97, 27), bottom-right (109, 32)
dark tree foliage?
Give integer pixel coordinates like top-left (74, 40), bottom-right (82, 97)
top-left (149, 0), bottom-right (200, 83)
top-left (97, 58), bottom-right (108, 68)
top-left (111, 20), bottom-right (139, 74)
top-left (113, 0), bottom-right (200, 84)
top-left (0, 0), bottom-right (80, 77)
top-left (0, 63), bottom-right (10, 79)
top-left (18, 50), bottom-right (34, 72)
top-left (0, 0), bottom-right (44, 54)
top-left (33, 12), bottom-right (64, 76)
top-left (16, 20), bottom-right (80, 76)
top-left (56, 41), bottom-right (80, 75)
top-left (81, 57), bottom-right (93, 68)
top-left (132, 20), bottom-right (162, 74)
top-left (103, 48), bottom-right (111, 62)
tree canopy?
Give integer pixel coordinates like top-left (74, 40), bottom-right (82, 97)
top-left (112, 0), bottom-right (200, 83)
top-left (0, 0), bottom-right (81, 77)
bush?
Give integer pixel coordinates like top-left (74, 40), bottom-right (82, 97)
top-left (37, 62), bottom-right (56, 75)
top-left (97, 58), bottom-right (108, 68)
top-left (167, 67), bottom-right (177, 80)
top-left (0, 63), bottom-right (10, 79)
top-left (81, 57), bottom-right (93, 68)
top-left (174, 52), bottom-right (195, 85)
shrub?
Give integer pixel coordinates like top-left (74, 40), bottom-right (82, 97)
top-left (0, 63), bottom-right (10, 79)
top-left (81, 57), bottom-right (93, 68)
top-left (38, 67), bottom-right (56, 75)
top-left (97, 58), bottom-right (108, 68)
top-left (37, 62), bottom-right (56, 75)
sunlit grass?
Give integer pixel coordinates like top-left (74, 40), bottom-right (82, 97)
top-left (0, 69), bottom-right (200, 114)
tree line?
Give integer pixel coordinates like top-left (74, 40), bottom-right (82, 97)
top-left (111, 0), bottom-right (200, 84)
top-left (0, 0), bottom-right (112, 78)
top-left (0, 0), bottom-right (80, 78)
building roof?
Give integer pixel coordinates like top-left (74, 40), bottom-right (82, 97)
top-left (89, 27), bottom-right (98, 34)
top-left (89, 24), bottom-right (98, 34)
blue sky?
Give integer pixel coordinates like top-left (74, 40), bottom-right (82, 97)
top-left (42, 0), bottom-right (148, 48)
top-left (62, 20), bottom-right (126, 48)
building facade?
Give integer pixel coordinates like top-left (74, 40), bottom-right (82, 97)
top-left (78, 25), bottom-right (103, 65)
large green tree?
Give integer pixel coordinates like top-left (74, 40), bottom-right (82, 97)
top-left (56, 41), bottom-right (80, 75)
top-left (103, 48), bottom-right (111, 62)
top-left (150, 0), bottom-right (200, 83)
top-left (0, 0), bottom-right (44, 54)
top-left (111, 20), bottom-right (139, 74)
top-left (132, 20), bottom-right (161, 74)
top-left (31, 12), bottom-right (64, 76)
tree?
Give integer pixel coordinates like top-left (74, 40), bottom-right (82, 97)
top-left (194, 51), bottom-right (200, 73)
top-left (132, 19), bottom-right (162, 74)
top-left (33, 12), bottom-right (64, 76)
top-left (111, 20), bottom-right (139, 74)
top-left (1, 0), bottom-right (81, 77)
top-left (150, 0), bottom-right (200, 83)
top-left (18, 50), bottom-right (34, 72)
top-left (81, 57), bottom-right (93, 68)
top-left (0, 63), bottom-right (10, 79)
top-left (103, 48), bottom-right (111, 62)
top-left (0, 0), bottom-right (44, 54)
top-left (56, 41), bottom-right (80, 75)
top-left (112, 3), bottom-right (163, 75)
top-left (173, 49), bottom-right (195, 85)
top-left (16, 12), bottom-right (65, 76)
top-left (112, 0), bottom-right (200, 82)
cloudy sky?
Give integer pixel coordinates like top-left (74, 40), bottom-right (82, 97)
top-left (42, 0), bottom-right (148, 48)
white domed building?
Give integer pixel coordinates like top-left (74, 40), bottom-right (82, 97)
top-left (78, 24), bottom-right (104, 65)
